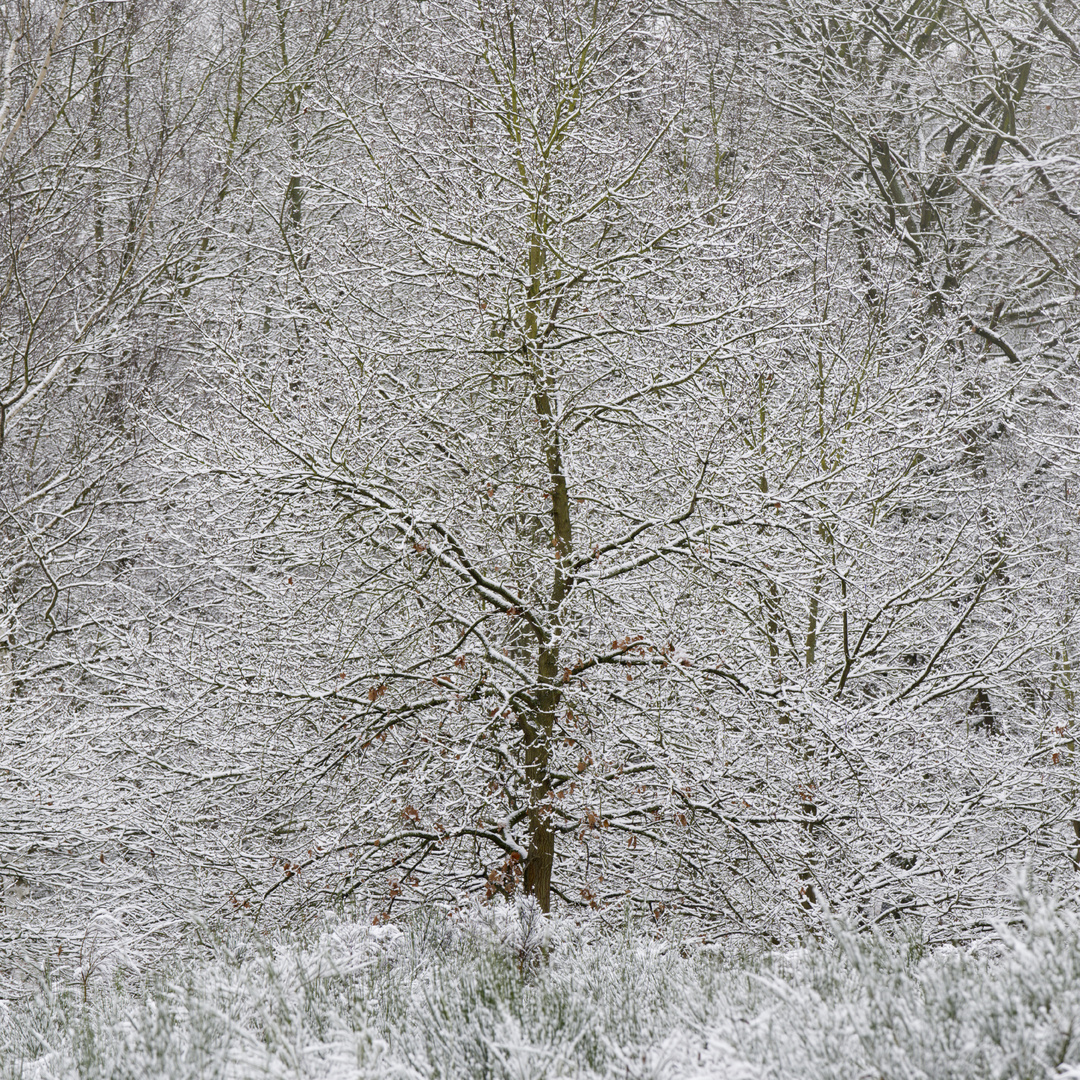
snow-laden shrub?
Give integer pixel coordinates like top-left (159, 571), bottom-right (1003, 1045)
top-left (730, 891), bottom-right (1080, 1080)
top-left (2, 891), bottom-right (1079, 1079)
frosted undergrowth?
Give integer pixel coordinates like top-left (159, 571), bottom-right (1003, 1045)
top-left (2, 891), bottom-right (1079, 1080)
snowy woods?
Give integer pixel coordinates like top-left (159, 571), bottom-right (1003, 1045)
top-left (2, 0), bottom-right (1080, 991)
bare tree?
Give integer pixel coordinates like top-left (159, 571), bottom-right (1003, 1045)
top-left (0, 0), bottom-right (232, 983)
top-left (152, 0), bottom-right (1080, 936)
top-left (174, 0), bottom-right (784, 914)
top-left (4, 0), bottom-right (1075, 968)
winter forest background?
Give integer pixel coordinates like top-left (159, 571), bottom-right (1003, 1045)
top-left (2, 0), bottom-right (1080, 1072)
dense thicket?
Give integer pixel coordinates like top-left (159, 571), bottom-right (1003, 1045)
top-left (1, 0), bottom-right (1078, 991)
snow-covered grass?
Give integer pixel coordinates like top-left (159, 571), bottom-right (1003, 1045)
top-left (3, 892), bottom-right (1079, 1080)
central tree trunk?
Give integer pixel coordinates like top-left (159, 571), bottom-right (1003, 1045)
top-left (523, 824), bottom-right (555, 909)
top-left (521, 645), bottom-right (562, 911)
top-left (519, 211), bottom-right (572, 911)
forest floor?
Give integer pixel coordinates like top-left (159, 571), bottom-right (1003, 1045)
top-left (2, 891), bottom-right (1079, 1079)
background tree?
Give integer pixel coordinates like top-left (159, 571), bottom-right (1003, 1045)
top-left (739, 0), bottom-right (1080, 911)
top-left (0, 0), bottom-right (236, 980)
